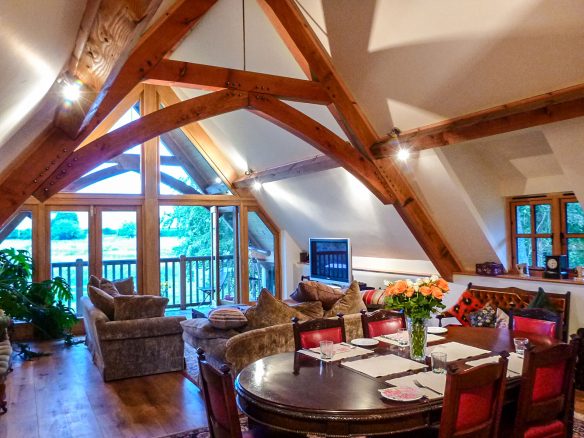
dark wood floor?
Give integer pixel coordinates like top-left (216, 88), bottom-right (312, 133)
top-left (1, 340), bottom-right (208, 438)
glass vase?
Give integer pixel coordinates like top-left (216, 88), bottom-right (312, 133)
top-left (407, 317), bottom-right (428, 362)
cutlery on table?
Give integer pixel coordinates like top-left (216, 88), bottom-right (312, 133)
top-left (413, 379), bottom-right (443, 396)
top-left (341, 342), bottom-right (356, 349)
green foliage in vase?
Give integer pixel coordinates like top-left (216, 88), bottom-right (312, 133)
top-left (0, 248), bottom-right (77, 339)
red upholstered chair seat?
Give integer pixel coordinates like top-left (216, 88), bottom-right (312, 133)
top-left (524, 420), bottom-right (565, 438)
top-left (299, 327), bottom-right (343, 349)
top-left (513, 315), bottom-right (557, 338)
top-left (367, 319), bottom-right (403, 338)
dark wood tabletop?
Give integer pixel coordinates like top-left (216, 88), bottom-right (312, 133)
top-left (235, 326), bottom-right (559, 437)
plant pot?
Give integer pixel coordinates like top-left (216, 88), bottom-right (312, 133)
top-left (407, 317), bottom-right (428, 362)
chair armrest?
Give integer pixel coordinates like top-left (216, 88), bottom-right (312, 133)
top-left (97, 316), bottom-right (186, 341)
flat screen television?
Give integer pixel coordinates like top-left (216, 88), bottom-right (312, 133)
top-left (309, 238), bottom-right (352, 286)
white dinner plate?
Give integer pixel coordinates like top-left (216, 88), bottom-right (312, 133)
top-left (379, 387), bottom-right (424, 402)
top-left (428, 327), bottom-right (448, 334)
top-left (351, 338), bottom-right (379, 347)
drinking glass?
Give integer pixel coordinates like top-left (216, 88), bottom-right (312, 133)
top-left (514, 337), bottom-right (529, 357)
top-left (320, 340), bottom-right (334, 360)
top-left (431, 351), bottom-right (447, 374)
top-left (397, 328), bottom-right (409, 347)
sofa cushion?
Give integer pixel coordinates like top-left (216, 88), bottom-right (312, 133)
top-left (324, 281), bottom-right (367, 317)
top-left (88, 286), bottom-right (115, 320)
top-left (89, 275), bottom-right (101, 288)
top-left (469, 303), bottom-right (497, 328)
top-left (245, 289), bottom-right (309, 330)
top-left (113, 295), bottom-right (168, 321)
top-left (208, 307), bottom-right (248, 329)
top-left (289, 300), bottom-right (324, 319)
top-left (112, 277), bottom-right (135, 295)
top-left (99, 278), bottom-right (120, 297)
top-left (445, 289), bottom-right (483, 326)
top-left (291, 281), bottom-right (344, 310)
top-left (181, 318), bottom-right (240, 340)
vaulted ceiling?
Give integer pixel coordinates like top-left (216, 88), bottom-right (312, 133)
top-left (1, 0), bottom-right (584, 279)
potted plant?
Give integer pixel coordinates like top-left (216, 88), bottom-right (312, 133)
top-left (0, 248), bottom-right (77, 339)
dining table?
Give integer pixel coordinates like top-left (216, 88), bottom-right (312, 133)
top-left (234, 326), bottom-right (559, 437)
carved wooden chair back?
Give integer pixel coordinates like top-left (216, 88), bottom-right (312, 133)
top-left (292, 314), bottom-right (346, 350)
top-left (360, 309), bottom-right (405, 338)
top-left (513, 340), bottom-right (578, 438)
top-left (509, 308), bottom-right (562, 340)
top-left (439, 353), bottom-right (509, 438)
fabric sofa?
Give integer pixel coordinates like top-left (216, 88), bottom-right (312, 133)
top-left (182, 281), bottom-right (367, 378)
top-left (81, 296), bottom-right (186, 381)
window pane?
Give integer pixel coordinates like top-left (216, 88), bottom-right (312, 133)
top-left (218, 207), bottom-right (237, 303)
top-left (534, 204), bottom-right (551, 234)
top-left (516, 238), bottom-right (532, 265)
top-left (0, 211), bottom-right (32, 253)
top-left (566, 202), bottom-right (584, 234)
top-left (248, 212), bottom-right (275, 301)
top-left (159, 206), bottom-right (213, 307)
top-left (50, 211), bottom-right (89, 315)
top-left (101, 211), bottom-right (138, 282)
top-left (516, 205), bottom-right (531, 234)
top-left (535, 238), bottom-right (552, 268)
top-left (568, 238), bottom-right (584, 268)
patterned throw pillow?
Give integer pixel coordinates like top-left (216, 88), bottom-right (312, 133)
top-left (324, 281), bottom-right (367, 317)
top-left (290, 281), bottom-right (344, 310)
top-left (361, 288), bottom-right (386, 306)
top-left (88, 286), bottom-right (115, 320)
top-left (208, 308), bottom-right (248, 329)
top-left (245, 289), bottom-right (309, 330)
top-left (495, 308), bottom-right (510, 328)
top-left (98, 278), bottom-right (120, 297)
top-left (469, 303), bottom-right (497, 328)
top-left (445, 290), bottom-right (483, 326)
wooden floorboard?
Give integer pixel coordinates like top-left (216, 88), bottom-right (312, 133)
top-left (2, 340), bottom-right (207, 438)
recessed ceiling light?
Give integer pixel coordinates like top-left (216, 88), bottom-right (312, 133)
top-left (214, 177), bottom-right (221, 184)
top-left (62, 81), bottom-right (82, 102)
top-left (252, 181), bottom-right (262, 191)
top-left (397, 148), bottom-right (410, 161)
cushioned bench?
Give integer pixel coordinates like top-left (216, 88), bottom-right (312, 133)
top-left (437, 284), bottom-right (571, 341)
top-left (0, 338), bottom-right (12, 413)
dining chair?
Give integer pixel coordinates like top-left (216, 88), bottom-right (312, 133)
top-left (360, 309), bottom-right (405, 338)
top-left (512, 340), bottom-right (578, 438)
top-left (509, 308), bottom-right (562, 340)
top-left (439, 352), bottom-right (509, 438)
top-left (292, 314), bottom-right (346, 350)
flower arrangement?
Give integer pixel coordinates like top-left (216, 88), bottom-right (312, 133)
top-left (384, 275), bottom-right (449, 320)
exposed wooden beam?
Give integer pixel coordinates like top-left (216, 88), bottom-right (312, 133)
top-left (0, 0), bottom-right (218, 228)
top-left (233, 155), bottom-right (339, 188)
top-left (248, 94), bottom-right (393, 204)
top-left (145, 60), bottom-right (331, 104)
top-left (259, 0), bottom-right (379, 153)
top-left (64, 165), bottom-right (127, 193)
top-left (35, 90), bottom-right (249, 200)
top-left (0, 211), bottom-right (32, 242)
top-left (372, 83), bottom-right (584, 157)
top-left (160, 173), bottom-right (202, 195)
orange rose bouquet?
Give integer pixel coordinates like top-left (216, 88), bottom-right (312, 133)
top-left (384, 275), bottom-right (450, 361)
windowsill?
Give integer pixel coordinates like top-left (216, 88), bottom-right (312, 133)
top-left (455, 272), bottom-right (584, 286)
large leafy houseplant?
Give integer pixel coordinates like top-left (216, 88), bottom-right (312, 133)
top-left (0, 248), bottom-right (77, 339)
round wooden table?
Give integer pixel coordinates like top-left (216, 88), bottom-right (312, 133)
top-left (235, 327), bottom-right (558, 437)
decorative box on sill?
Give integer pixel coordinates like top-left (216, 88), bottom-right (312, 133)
top-left (475, 262), bottom-right (506, 276)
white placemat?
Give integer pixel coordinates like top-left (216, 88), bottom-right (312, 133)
top-left (466, 352), bottom-right (524, 377)
top-left (385, 372), bottom-right (444, 400)
top-left (342, 354), bottom-right (426, 378)
top-left (376, 333), bottom-right (445, 346)
top-left (299, 343), bottom-right (372, 362)
top-left (427, 342), bottom-right (490, 362)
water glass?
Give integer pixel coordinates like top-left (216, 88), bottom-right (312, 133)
top-left (320, 340), bottom-right (334, 360)
top-left (514, 337), bottom-right (529, 357)
top-left (397, 328), bottom-right (409, 347)
top-left (431, 351), bottom-right (447, 374)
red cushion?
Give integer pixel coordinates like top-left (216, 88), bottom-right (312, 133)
top-left (513, 316), bottom-right (556, 338)
top-left (446, 290), bottom-right (483, 326)
top-left (361, 289), bottom-right (385, 306)
top-left (532, 360), bottom-right (566, 402)
top-left (524, 420), bottom-right (565, 438)
top-left (367, 319), bottom-right (403, 338)
top-left (455, 383), bottom-right (495, 431)
top-left (299, 327), bottom-right (343, 349)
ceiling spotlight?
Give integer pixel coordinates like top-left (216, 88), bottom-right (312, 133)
top-left (214, 177), bottom-right (222, 184)
top-left (252, 181), bottom-right (262, 191)
top-left (62, 80), bottom-right (82, 102)
top-left (397, 148), bottom-right (410, 162)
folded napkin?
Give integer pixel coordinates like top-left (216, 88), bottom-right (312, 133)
top-left (376, 333), bottom-right (445, 346)
top-left (385, 372), bottom-right (444, 400)
top-left (299, 343), bottom-right (372, 362)
top-left (466, 352), bottom-right (524, 377)
top-left (342, 354), bottom-right (426, 378)
top-left (427, 342), bottom-right (490, 362)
